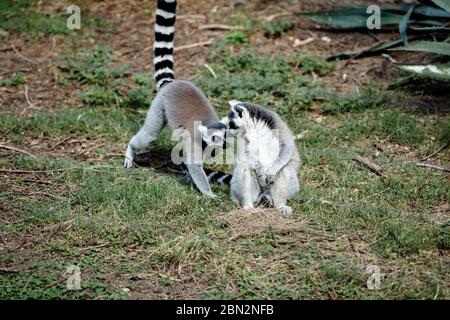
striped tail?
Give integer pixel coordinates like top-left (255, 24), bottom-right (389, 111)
top-left (179, 163), bottom-right (232, 186)
top-left (205, 168), bottom-right (233, 186)
top-left (154, 0), bottom-right (177, 91)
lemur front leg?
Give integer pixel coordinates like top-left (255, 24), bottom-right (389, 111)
top-left (256, 143), bottom-right (294, 184)
top-left (124, 97), bottom-right (165, 168)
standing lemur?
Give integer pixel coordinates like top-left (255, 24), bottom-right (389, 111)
top-left (124, 0), bottom-right (229, 197)
top-left (224, 100), bottom-right (300, 214)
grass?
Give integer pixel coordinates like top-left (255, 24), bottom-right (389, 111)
top-left (0, 5), bottom-right (449, 300)
top-left (0, 0), bottom-right (111, 39)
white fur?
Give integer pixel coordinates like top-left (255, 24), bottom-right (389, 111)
top-left (228, 100), bottom-right (243, 107)
top-left (154, 41), bottom-right (174, 49)
top-left (154, 54), bottom-right (173, 65)
top-left (156, 8), bottom-right (176, 19)
top-left (155, 24), bottom-right (175, 35)
top-left (154, 67), bottom-right (174, 79)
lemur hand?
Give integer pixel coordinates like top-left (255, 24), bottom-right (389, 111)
top-left (254, 163), bottom-right (278, 185)
top-left (254, 162), bottom-right (264, 176)
top-left (264, 167), bottom-right (279, 185)
top-left (204, 192), bottom-right (217, 198)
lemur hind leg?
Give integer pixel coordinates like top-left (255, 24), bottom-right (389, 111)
top-left (185, 163), bottom-right (216, 198)
top-left (124, 97), bottom-right (166, 168)
top-left (268, 165), bottom-right (299, 215)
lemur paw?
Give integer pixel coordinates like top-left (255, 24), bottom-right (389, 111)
top-left (254, 162), bottom-right (263, 176)
top-left (243, 205), bottom-right (254, 210)
top-left (277, 206), bottom-right (293, 215)
top-left (124, 157), bottom-right (134, 169)
top-left (265, 174), bottom-right (277, 185)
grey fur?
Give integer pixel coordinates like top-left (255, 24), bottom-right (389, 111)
top-left (124, 81), bottom-right (226, 197)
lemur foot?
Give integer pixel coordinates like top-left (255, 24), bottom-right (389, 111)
top-left (277, 206), bottom-right (293, 215)
top-left (204, 192), bottom-right (217, 198)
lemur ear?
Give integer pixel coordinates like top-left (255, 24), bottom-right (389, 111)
top-left (228, 100), bottom-right (242, 108)
top-left (198, 125), bottom-right (208, 135)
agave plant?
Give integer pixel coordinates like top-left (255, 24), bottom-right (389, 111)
top-left (297, 0), bottom-right (450, 80)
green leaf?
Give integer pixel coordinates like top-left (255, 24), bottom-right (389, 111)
top-left (411, 26), bottom-right (450, 31)
top-left (328, 39), bottom-right (405, 60)
top-left (390, 40), bottom-right (450, 56)
top-left (297, 7), bottom-right (405, 29)
top-left (414, 4), bottom-right (450, 17)
top-left (430, 0), bottom-right (450, 13)
top-left (394, 62), bottom-right (450, 80)
top-left (399, 5), bottom-right (416, 45)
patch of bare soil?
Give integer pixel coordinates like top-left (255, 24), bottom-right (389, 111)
top-left (217, 208), bottom-right (316, 239)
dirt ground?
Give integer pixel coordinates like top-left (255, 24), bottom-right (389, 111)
top-left (1, 0), bottom-right (431, 113)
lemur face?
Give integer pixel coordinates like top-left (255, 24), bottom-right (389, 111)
top-left (227, 100), bottom-right (249, 130)
top-left (198, 122), bottom-right (229, 149)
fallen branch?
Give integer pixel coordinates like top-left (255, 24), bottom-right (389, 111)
top-left (174, 39), bottom-right (214, 52)
top-left (24, 85), bottom-right (38, 109)
top-left (0, 144), bottom-right (36, 158)
top-left (0, 67), bottom-right (32, 76)
top-left (198, 24), bottom-right (245, 31)
top-left (352, 155), bottom-right (385, 176)
top-left (49, 135), bottom-right (74, 150)
top-left (293, 37), bottom-right (315, 47)
top-left (265, 12), bottom-right (292, 22)
top-left (415, 162), bottom-right (450, 173)
top-left (420, 142), bottom-right (449, 161)
top-left (395, 161), bottom-right (450, 173)
top-left (0, 169), bottom-right (55, 174)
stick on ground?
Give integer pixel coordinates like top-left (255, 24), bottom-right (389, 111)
top-left (0, 144), bottom-right (36, 158)
top-left (174, 39), bottom-right (214, 52)
top-left (415, 162), bottom-right (450, 173)
top-left (198, 24), bottom-right (245, 31)
top-left (420, 142), bottom-right (449, 161)
top-left (353, 155), bottom-right (385, 176)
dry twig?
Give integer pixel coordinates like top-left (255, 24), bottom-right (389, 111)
top-left (0, 144), bottom-right (36, 158)
top-left (420, 142), bottom-right (449, 161)
top-left (352, 155), bottom-right (385, 177)
top-left (198, 24), bottom-right (245, 31)
top-left (11, 45), bottom-right (38, 65)
top-left (174, 39), bottom-right (214, 52)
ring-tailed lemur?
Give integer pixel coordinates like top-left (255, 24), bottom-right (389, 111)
top-left (225, 100), bottom-right (300, 214)
top-left (124, 0), bottom-right (229, 197)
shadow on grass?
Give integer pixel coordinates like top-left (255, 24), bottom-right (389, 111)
top-left (134, 146), bottom-right (181, 175)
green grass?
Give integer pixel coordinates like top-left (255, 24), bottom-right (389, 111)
top-left (261, 18), bottom-right (294, 38)
top-left (0, 0), bottom-right (111, 39)
top-left (1, 10), bottom-right (449, 300)
top-left (0, 73), bottom-right (24, 87)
